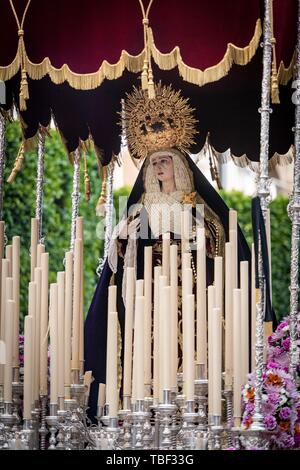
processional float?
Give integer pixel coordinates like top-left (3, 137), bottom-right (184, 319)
top-left (0, 0), bottom-right (299, 450)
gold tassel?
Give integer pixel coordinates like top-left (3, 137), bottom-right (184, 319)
top-left (271, 43), bottom-right (280, 104)
top-left (270, 1), bottom-right (280, 104)
top-left (147, 67), bottom-right (156, 100)
top-left (96, 166), bottom-right (108, 216)
top-left (7, 141), bottom-right (25, 183)
top-left (83, 151), bottom-right (91, 202)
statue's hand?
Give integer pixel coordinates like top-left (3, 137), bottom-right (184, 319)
top-left (118, 216), bottom-right (140, 240)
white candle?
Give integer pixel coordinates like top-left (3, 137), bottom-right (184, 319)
top-left (153, 266), bottom-right (162, 404)
top-left (181, 209), bottom-right (191, 255)
top-left (4, 299), bottom-right (14, 402)
top-left (233, 288), bottom-right (242, 423)
top-left (196, 228), bottom-right (207, 373)
top-left (185, 294), bottom-right (195, 401)
top-left (182, 267), bottom-right (193, 393)
top-left (40, 253), bottom-right (49, 396)
top-left (123, 268), bottom-right (135, 397)
top-left (240, 261), bottom-right (249, 385)
top-left (162, 286), bottom-right (171, 391)
top-left (34, 268), bottom-right (42, 402)
top-left (212, 307), bottom-right (222, 417)
top-left (49, 283), bottom-right (58, 404)
top-left (57, 272), bottom-right (65, 407)
top-left (134, 296), bottom-right (145, 400)
top-left (214, 257), bottom-right (223, 311)
top-left (5, 277), bottom-right (13, 301)
top-left (162, 233), bottom-right (170, 281)
top-left (12, 236), bottom-right (20, 368)
top-left (144, 246), bottom-right (152, 395)
top-left (266, 208), bottom-right (272, 299)
top-left (229, 209), bottom-right (238, 290)
top-left (159, 275), bottom-right (168, 402)
top-left (225, 242), bottom-right (233, 389)
top-left (97, 383), bottom-right (106, 408)
top-left (28, 281), bottom-right (37, 403)
top-left (106, 311), bottom-right (118, 418)
top-left (76, 218), bottom-right (84, 367)
top-left (0, 221), bottom-right (4, 259)
top-left (71, 238), bottom-right (82, 373)
top-left (106, 285), bottom-right (117, 398)
top-left (5, 245), bottom-right (12, 276)
top-left (36, 243), bottom-right (45, 268)
top-left (136, 279), bottom-right (144, 297)
top-left (63, 251), bottom-right (73, 398)
top-left (251, 244), bottom-right (256, 371)
top-left (30, 218), bottom-right (38, 281)
top-left (207, 285), bottom-right (215, 417)
top-left (0, 259), bottom-right (10, 387)
top-left (23, 315), bottom-right (33, 419)
top-left (170, 244), bottom-right (178, 390)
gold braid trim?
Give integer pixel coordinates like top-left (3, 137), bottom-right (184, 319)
top-left (148, 19), bottom-right (262, 87)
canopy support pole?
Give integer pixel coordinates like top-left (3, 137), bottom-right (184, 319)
top-left (0, 113), bottom-right (6, 221)
top-left (35, 127), bottom-right (46, 243)
top-left (252, 0), bottom-right (273, 431)
top-left (96, 161), bottom-right (115, 277)
top-left (288, 0), bottom-right (300, 381)
top-left (70, 148), bottom-right (81, 252)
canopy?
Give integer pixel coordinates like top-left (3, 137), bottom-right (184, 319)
top-left (0, 0), bottom-right (297, 166)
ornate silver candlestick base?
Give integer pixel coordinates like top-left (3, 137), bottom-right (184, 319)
top-left (239, 428), bottom-right (272, 450)
top-left (209, 415), bottom-right (223, 450)
top-left (223, 389), bottom-right (233, 447)
top-left (158, 390), bottom-right (177, 450)
top-left (180, 400), bottom-right (198, 450)
top-left (46, 403), bottom-right (58, 450)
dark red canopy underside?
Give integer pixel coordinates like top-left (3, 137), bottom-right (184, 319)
top-left (0, 0), bottom-right (295, 72)
top-left (3, 48), bottom-right (294, 164)
top-left (0, 0), bottom-right (296, 164)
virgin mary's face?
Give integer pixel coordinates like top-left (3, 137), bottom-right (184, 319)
top-left (152, 155), bottom-right (174, 183)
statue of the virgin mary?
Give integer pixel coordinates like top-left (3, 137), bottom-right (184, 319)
top-left (84, 84), bottom-right (250, 418)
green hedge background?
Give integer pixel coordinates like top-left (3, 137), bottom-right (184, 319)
top-left (3, 123), bottom-right (293, 325)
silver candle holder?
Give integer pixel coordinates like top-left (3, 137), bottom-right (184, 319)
top-left (157, 390), bottom-right (177, 450)
top-left (46, 403), bottom-right (59, 450)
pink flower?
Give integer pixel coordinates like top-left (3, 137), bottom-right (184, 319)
top-left (277, 321), bottom-right (289, 331)
top-left (263, 415), bottom-right (277, 431)
top-left (268, 392), bottom-right (280, 405)
top-left (282, 338), bottom-right (290, 351)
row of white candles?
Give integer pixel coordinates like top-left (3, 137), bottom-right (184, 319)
top-left (102, 209), bottom-right (257, 425)
top-left (0, 206), bottom-right (271, 424)
top-left (0, 216), bottom-right (85, 418)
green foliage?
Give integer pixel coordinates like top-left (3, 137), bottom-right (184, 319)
top-left (3, 124), bottom-right (293, 325)
top-left (3, 122), bottom-right (103, 324)
top-left (220, 189), bottom-right (293, 320)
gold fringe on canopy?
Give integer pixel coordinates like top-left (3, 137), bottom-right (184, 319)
top-left (277, 50), bottom-right (296, 86)
top-left (148, 19), bottom-right (262, 87)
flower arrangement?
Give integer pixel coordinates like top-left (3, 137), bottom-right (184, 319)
top-left (242, 318), bottom-right (300, 449)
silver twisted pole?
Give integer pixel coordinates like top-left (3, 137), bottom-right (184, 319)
top-left (35, 128), bottom-right (46, 243)
top-left (96, 161), bottom-right (115, 277)
top-left (252, 0), bottom-right (273, 430)
top-left (0, 112), bottom-right (6, 221)
top-left (288, 0), bottom-right (300, 380)
top-left (70, 148), bottom-right (81, 252)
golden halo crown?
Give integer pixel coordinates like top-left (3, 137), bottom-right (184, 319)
top-left (122, 83), bottom-right (198, 160)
